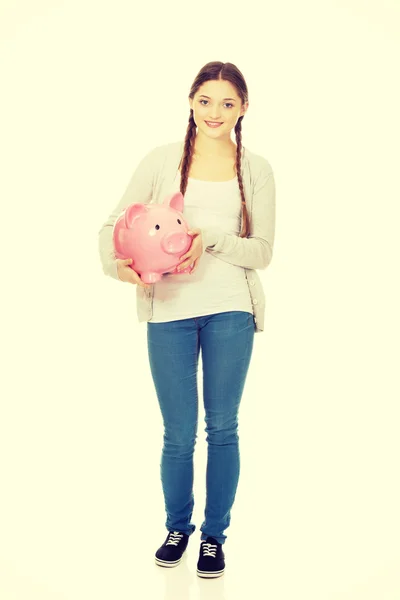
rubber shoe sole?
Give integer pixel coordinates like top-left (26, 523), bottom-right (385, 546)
top-left (197, 567), bottom-right (225, 578)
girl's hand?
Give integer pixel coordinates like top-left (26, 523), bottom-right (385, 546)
top-left (177, 228), bottom-right (203, 274)
top-left (116, 258), bottom-right (151, 288)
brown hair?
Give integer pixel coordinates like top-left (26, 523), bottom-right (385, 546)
top-left (179, 61), bottom-right (250, 238)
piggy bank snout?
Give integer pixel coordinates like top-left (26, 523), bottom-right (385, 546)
top-left (161, 231), bottom-right (191, 255)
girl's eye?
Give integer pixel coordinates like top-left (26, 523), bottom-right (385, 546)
top-left (199, 99), bottom-right (233, 108)
top-left (177, 219), bottom-right (181, 224)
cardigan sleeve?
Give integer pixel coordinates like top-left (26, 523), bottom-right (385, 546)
top-left (200, 168), bottom-right (276, 270)
top-left (97, 147), bottom-right (159, 281)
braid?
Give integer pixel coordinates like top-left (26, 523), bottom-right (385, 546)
top-left (179, 110), bottom-right (250, 239)
top-left (179, 111), bottom-right (197, 198)
top-left (234, 118), bottom-right (250, 238)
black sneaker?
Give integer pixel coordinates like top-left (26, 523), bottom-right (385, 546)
top-left (155, 531), bottom-right (189, 568)
top-left (196, 537), bottom-right (225, 578)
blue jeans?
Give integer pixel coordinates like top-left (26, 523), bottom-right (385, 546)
top-left (146, 311), bottom-right (255, 545)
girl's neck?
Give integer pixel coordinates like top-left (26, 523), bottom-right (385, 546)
top-left (193, 133), bottom-right (236, 159)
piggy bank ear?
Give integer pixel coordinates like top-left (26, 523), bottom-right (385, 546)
top-left (163, 192), bottom-right (184, 213)
top-left (124, 203), bottom-right (149, 228)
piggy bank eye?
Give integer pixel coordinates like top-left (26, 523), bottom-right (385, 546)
top-left (177, 219), bottom-right (181, 224)
top-left (155, 224), bottom-right (160, 230)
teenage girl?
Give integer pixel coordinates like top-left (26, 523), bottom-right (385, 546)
top-left (113, 61), bottom-right (275, 578)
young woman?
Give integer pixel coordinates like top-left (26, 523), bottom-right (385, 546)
top-left (98, 61), bottom-right (276, 578)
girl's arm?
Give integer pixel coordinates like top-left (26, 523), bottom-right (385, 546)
top-left (201, 168), bottom-right (276, 270)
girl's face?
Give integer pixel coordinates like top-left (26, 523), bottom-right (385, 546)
top-left (189, 79), bottom-right (248, 141)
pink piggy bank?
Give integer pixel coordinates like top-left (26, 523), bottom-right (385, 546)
top-left (112, 191), bottom-right (194, 284)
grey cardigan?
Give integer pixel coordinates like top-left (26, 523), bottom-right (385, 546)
top-left (98, 140), bottom-right (276, 333)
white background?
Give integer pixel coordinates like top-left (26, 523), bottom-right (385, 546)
top-left (1, 1), bottom-right (399, 599)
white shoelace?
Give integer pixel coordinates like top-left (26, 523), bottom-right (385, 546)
top-left (201, 541), bottom-right (217, 557)
top-left (166, 531), bottom-right (183, 546)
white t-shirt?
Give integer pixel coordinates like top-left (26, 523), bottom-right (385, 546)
top-left (148, 171), bottom-right (253, 323)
